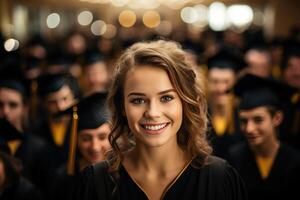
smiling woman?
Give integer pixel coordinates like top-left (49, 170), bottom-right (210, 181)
top-left (76, 40), bottom-right (247, 200)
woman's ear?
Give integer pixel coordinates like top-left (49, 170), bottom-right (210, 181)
top-left (273, 111), bottom-right (283, 127)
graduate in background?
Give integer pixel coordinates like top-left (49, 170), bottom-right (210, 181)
top-left (80, 51), bottom-right (110, 96)
top-left (33, 73), bottom-right (79, 170)
top-left (0, 77), bottom-right (48, 196)
top-left (228, 74), bottom-right (300, 200)
top-left (50, 92), bottom-right (111, 200)
top-left (76, 40), bottom-right (247, 200)
top-left (0, 119), bottom-right (42, 200)
top-left (206, 48), bottom-right (245, 159)
top-left (279, 44), bottom-right (300, 150)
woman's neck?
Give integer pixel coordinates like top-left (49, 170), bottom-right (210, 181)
top-left (124, 143), bottom-right (189, 177)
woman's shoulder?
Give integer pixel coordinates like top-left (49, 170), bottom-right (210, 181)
top-left (76, 161), bottom-right (118, 200)
top-left (79, 161), bottom-right (111, 187)
top-left (199, 155), bottom-right (232, 175)
top-left (193, 155), bottom-right (248, 200)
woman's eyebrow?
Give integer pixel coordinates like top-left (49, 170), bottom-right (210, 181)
top-left (128, 89), bottom-right (176, 97)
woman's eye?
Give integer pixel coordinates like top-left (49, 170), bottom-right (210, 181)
top-left (130, 98), bottom-right (145, 104)
top-left (161, 95), bottom-right (173, 102)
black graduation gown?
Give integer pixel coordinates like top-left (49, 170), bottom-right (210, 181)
top-left (208, 108), bottom-right (244, 160)
top-left (0, 131), bottom-right (50, 197)
top-left (32, 117), bottom-right (72, 170)
top-left (14, 133), bottom-right (48, 183)
top-left (75, 156), bottom-right (247, 200)
top-left (228, 142), bottom-right (300, 200)
top-left (49, 162), bottom-right (81, 200)
top-left (280, 99), bottom-right (300, 150)
top-left (0, 177), bottom-right (42, 200)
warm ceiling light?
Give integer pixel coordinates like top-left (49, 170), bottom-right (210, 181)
top-left (118, 10), bottom-right (136, 28)
top-left (143, 10), bottom-right (161, 28)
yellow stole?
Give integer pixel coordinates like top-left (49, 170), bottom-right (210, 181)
top-left (212, 116), bottom-right (227, 136)
top-left (212, 95), bottom-right (235, 136)
top-left (7, 140), bottom-right (22, 155)
top-left (49, 118), bottom-right (68, 146)
top-left (255, 156), bottom-right (274, 179)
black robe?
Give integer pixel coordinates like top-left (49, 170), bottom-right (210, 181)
top-left (0, 131), bottom-right (49, 197)
top-left (49, 162), bottom-right (82, 200)
top-left (208, 108), bottom-right (244, 160)
top-left (228, 142), bottom-right (300, 200)
top-left (31, 117), bottom-right (72, 171)
top-left (0, 177), bottom-right (42, 200)
top-left (13, 133), bottom-right (48, 184)
top-left (75, 156), bottom-right (247, 200)
top-left (280, 98), bottom-right (300, 150)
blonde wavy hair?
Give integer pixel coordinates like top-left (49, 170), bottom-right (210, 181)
top-left (107, 40), bottom-right (212, 172)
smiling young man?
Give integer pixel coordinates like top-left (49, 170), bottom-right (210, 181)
top-left (228, 73), bottom-right (300, 200)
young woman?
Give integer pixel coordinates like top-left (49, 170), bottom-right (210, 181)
top-left (76, 40), bottom-right (247, 200)
top-left (228, 74), bottom-right (300, 200)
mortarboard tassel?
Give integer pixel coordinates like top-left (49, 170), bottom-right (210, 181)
top-left (67, 105), bottom-right (78, 175)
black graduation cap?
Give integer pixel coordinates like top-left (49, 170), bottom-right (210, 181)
top-left (233, 73), bottom-right (296, 110)
top-left (207, 48), bottom-right (245, 72)
top-left (46, 51), bottom-right (74, 69)
top-left (0, 118), bottom-right (24, 151)
top-left (57, 92), bottom-right (110, 131)
top-left (82, 49), bottom-right (104, 67)
top-left (56, 92), bottom-right (110, 175)
top-left (0, 69), bottom-right (29, 98)
top-left (37, 73), bottom-right (78, 98)
top-left (281, 43), bottom-right (300, 69)
top-left (23, 56), bottom-right (44, 71)
top-left (26, 34), bottom-right (48, 48)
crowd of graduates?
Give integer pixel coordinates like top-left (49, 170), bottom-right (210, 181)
top-left (0, 24), bottom-right (300, 200)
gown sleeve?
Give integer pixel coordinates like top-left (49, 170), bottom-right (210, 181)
top-left (75, 162), bottom-right (117, 200)
top-left (204, 156), bottom-right (248, 200)
top-left (74, 166), bottom-right (98, 200)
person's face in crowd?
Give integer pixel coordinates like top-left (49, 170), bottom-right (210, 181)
top-left (283, 56), bottom-right (300, 89)
top-left (245, 50), bottom-right (272, 78)
top-left (123, 65), bottom-right (183, 148)
top-left (78, 123), bottom-right (111, 164)
top-left (0, 160), bottom-right (5, 189)
top-left (0, 88), bottom-right (27, 131)
top-left (84, 62), bottom-right (108, 94)
top-left (67, 34), bottom-right (86, 55)
top-left (239, 106), bottom-right (282, 147)
top-left (45, 85), bottom-right (75, 114)
top-left (208, 68), bottom-right (235, 106)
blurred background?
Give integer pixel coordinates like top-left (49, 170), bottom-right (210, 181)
top-left (1, 0), bottom-right (299, 49)
top-left (0, 1), bottom-right (300, 200)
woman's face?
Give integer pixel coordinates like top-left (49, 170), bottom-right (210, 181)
top-left (78, 123), bottom-right (111, 164)
top-left (239, 106), bottom-right (281, 147)
top-left (123, 65), bottom-right (183, 149)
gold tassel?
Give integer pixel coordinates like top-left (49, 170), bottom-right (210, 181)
top-left (67, 106), bottom-right (78, 175)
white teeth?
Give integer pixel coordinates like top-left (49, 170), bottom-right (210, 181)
top-left (144, 123), bottom-right (167, 131)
